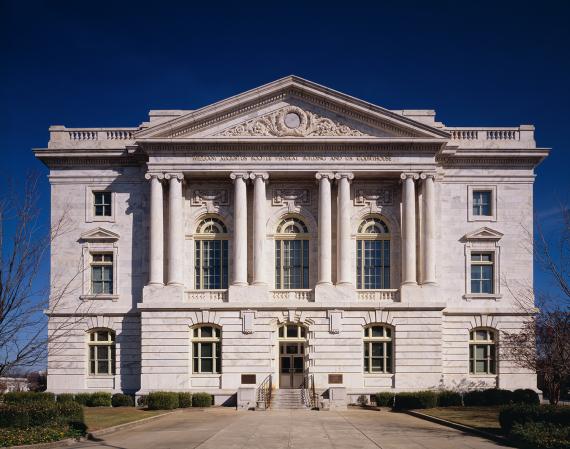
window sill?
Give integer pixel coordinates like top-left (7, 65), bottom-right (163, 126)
top-left (80, 294), bottom-right (119, 302)
top-left (363, 373), bottom-right (394, 378)
top-left (87, 375), bottom-right (115, 378)
top-left (463, 294), bottom-right (502, 301)
top-left (191, 373), bottom-right (221, 377)
top-left (469, 374), bottom-right (497, 378)
top-left (468, 216), bottom-right (497, 222)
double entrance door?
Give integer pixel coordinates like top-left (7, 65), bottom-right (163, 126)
top-left (279, 342), bottom-right (305, 389)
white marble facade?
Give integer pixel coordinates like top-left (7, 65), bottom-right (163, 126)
top-left (36, 76), bottom-right (548, 401)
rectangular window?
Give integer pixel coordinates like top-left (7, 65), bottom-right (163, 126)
top-left (470, 252), bottom-right (494, 294)
top-left (472, 190), bottom-right (491, 216)
top-left (469, 344), bottom-right (496, 374)
top-left (357, 240), bottom-right (390, 289)
top-left (91, 253), bottom-right (113, 294)
top-left (195, 240), bottom-right (228, 289)
top-left (275, 240), bottom-right (309, 289)
top-left (93, 192), bottom-right (112, 217)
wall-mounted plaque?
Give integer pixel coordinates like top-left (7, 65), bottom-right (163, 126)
top-left (241, 374), bottom-right (256, 384)
top-left (328, 374), bottom-right (343, 384)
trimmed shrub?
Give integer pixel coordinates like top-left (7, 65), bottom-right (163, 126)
top-left (0, 401), bottom-right (84, 428)
top-left (513, 388), bottom-right (540, 406)
top-left (394, 391), bottom-right (438, 410)
top-left (73, 393), bottom-right (92, 406)
top-left (178, 393), bottom-right (192, 408)
top-left (499, 404), bottom-right (570, 434)
top-left (0, 425), bottom-right (85, 447)
top-left (3, 391), bottom-right (55, 404)
top-left (192, 392), bottom-right (213, 407)
top-left (463, 388), bottom-right (513, 406)
top-left (437, 390), bottom-right (462, 407)
top-left (112, 393), bottom-right (134, 407)
top-left (374, 392), bottom-right (395, 407)
top-left (510, 422), bottom-right (570, 449)
top-left (89, 392), bottom-right (112, 407)
top-left (56, 393), bottom-right (75, 404)
top-left (137, 395), bottom-right (148, 407)
top-left (147, 392), bottom-right (179, 410)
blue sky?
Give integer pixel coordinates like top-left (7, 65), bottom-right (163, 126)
top-left (1, 0), bottom-right (569, 302)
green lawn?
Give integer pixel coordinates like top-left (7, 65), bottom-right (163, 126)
top-left (419, 406), bottom-right (502, 435)
top-left (83, 408), bottom-right (169, 431)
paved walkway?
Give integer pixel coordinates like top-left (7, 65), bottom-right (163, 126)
top-left (67, 408), bottom-right (508, 449)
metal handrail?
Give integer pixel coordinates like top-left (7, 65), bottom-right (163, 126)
top-left (256, 374), bottom-right (272, 409)
top-left (301, 374), bottom-right (319, 409)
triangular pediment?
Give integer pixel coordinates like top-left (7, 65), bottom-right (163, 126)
top-left (135, 76), bottom-right (449, 140)
top-left (80, 227), bottom-right (120, 241)
top-left (463, 227), bottom-right (504, 241)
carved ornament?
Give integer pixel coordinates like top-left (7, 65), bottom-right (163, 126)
top-left (191, 189), bottom-right (229, 213)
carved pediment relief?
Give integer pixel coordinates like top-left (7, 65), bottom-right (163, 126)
top-left (463, 227), bottom-right (504, 241)
top-left (80, 227), bottom-right (120, 242)
top-left (190, 188), bottom-right (229, 213)
top-left (217, 106), bottom-right (369, 138)
top-left (272, 187), bottom-right (311, 212)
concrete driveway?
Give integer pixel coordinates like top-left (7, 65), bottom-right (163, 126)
top-left (67, 408), bottom-right (509, 449)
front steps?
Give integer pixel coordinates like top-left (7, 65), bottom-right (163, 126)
top-left (270, 389), bottom-right (306, 410)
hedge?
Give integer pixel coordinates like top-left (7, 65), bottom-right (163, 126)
top-left (73, 393), bottom-right (92, 406)
top-left (56, 393), bottom-right (75, 404)
top-left (393, 391), bottom-right (438, 410)
top-left (178, 392), bottom-right (192, 408)
top-left (0, 402), bottom-right (84, 428)
top-left (137, 395), bottom-right (148, 407)
top-left (147, 392), bottom-right (179, 410)
top-left (0, 425), bottom-right (85, 447)
top-left (510, 422), bottom-right (570, 449)
top-left (3, 391), bottom-right (55, 404)
top-left (112, 393), bottom-right (134, 407)
top-left (375, 392), bottom-right (394, 407)
top-left (499, 404), bottom-right (570, 434)
top-left (192, 392), bottom-right (213, 407)
top-left (463, 388), bottom-right (514, 406)
top-left (437, 390), bottom-right (462, 407)
top-left (513, 388), bottom-right (540, 406)
top-left (89, 392), bottom-right (112, 407)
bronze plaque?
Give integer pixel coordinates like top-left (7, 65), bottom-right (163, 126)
top-left (241, 374), bottom-right (256, 384)
top-left (328, 374), bottom-right (343, 384)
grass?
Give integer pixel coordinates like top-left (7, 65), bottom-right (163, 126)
top-left (419, 406), bottom-right (502, 435)
top-left (83, 407), bottom-right (169, 432)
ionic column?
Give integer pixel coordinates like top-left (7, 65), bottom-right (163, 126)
top-left (335, 172), bottom-right (354, 285)
top-left (251, 172), bottom-right (269, 285)
top-left (230, 172), bottom-right (249, 286)
top-left (316, 172), bottom-right (334, 285)
top-left (421, 173), bottom-right (437, 285)
top-left (165, 173), bottom-right (184, 286)
top-left (400, 173), bottom-right (419, 285)
top-left (145, 173), bottom-right (164, 285)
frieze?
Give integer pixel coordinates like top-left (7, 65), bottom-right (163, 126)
top-left (218, 106), bottom-right (368, 137)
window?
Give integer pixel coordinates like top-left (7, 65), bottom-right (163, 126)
top-left (93, 192), bottom-right (112, 217)
top-left (363, 325), bottom-right (393, 374)
top-left (471, 252), bottom-right (494, 294)
top-left (194, 217), bottom-right (228, 289)
top-left (473, 191), bottom-right (492, 216)
top-left (91, 253), bottom-right (113, 294)
top-left (357, 217), bottom-right (390, 289)
top-left (275, 217), bottom-right (309, 289)
top-left (278, 323), bottom-right (307, 340)
top-left (469, 329), bottom-right (496, 375)
top-left (192, 326), bottom-right (221, 374)
top-left (88, 329), bottom-right (116, 376)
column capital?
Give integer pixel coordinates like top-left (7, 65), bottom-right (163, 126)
top-left (400, 172), bottom-right (420, 181)
top-left (420, 172), bottom-right (437, 180)
top-left (144, 172), bottom-right (164, 180)
top-left (249, 172), bottom-right (269, 181)
top-left (315, 172), bottom-right (335, 181)
top-left (230, 172), bottom-right (249, 180)
top-left (164, 172), bottom-right (184, 181)
top-left (334, 172), bottom-right (354, 181)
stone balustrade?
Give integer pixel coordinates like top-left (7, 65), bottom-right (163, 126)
top-left (446, 126), bottom-right (535, 148)
top-left (356, 289), bottom-right (399, 301)
top-left (48, 126), bottom-right (138, 148)
top-left (186, 290), bottom-right (228, 302)
top-left (271, 290), bottom-right (314, 301)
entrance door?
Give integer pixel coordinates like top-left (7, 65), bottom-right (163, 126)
top-left (279, 342), bottom-right (305, 388)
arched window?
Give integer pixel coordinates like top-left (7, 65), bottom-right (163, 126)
top-left (88, 329), bottom-right (116, 376)
top-left (357, 217), bottom-right (391, 289)
top-left (363, 325), bottom-right (393, 373)
top-left (469, 328), bottom-right (496, 375)
top-left (275, 217), bottom-right (309, 289)
top-left (278, 323), bottom-right (307, 340)
top-left (192, 325), bottom-right (221, 374)
top-left (195, 217), bottom-right (228, 289)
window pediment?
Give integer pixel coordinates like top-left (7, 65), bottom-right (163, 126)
top-left (463, 227), bottom-right (503, 242)
top-left (80, 227), bottom-right (120, 242)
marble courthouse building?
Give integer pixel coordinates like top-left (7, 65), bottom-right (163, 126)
top-left (35, 76), bottom-right (549, 404)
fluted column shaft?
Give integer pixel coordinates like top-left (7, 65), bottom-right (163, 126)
top-left (231, 172), bottom-right (249, 286)
top-left (316, 173), bottom-right (334, 285)
top-left (145, 173), bottom-right (164, 285)
top-left (401, 173), bottom-right (419, 285)
top-left (422, 173), bottom-right (437, 285)
top-left (166, 173), bottom-right (184, 286)
top-left (251, 172), bottom-right (269, 285)
top-left (336, 172), bottom-right (354, 285)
